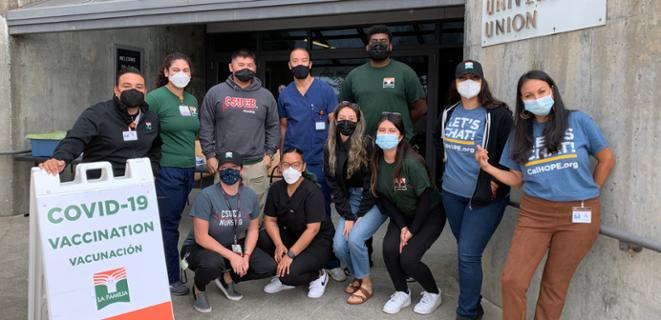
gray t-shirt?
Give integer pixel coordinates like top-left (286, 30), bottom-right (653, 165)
top-left (183, 184), bottom-right (260, 247)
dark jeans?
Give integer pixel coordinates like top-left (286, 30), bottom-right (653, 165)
top-left (257, 229), bottom-right (332, 286)
top-left (156, 166), bottom-right (195, 284)
top-left (183, 241), bottom-right (276, 291)
top-left (442, 190), bottom-right (508, 318)
top-left (306, 163), bottom-right (340, 269)
top-left (382, 206), bottom-right (445, 294)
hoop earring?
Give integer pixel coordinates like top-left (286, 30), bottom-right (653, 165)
top-left (519, 111), bottom-right (532, 120)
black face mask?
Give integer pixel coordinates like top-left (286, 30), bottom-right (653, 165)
top-left (234, 69), bottom-right (255, 82)
top-left (367, 43), bottom-right (390, 61)
top-left (336, 120), bottom-right (357, 136)
top-left (118, 89), bottom-right (145, 109)
top-left (291, 65), bottom-right (310, 79)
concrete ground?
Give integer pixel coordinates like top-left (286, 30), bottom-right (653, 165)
top-left (1, 189), bottom-right (503, 320)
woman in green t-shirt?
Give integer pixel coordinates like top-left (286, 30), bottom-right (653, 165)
top-left (371, 112), bottom-right (446, 315)
top-left (146, 52), bottom-right (200, 296)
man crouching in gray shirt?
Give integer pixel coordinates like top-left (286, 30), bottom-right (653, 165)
top-left (200, 49), bottom-right (279, 212)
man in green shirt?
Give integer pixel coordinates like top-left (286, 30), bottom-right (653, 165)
top-left (339, 25), bottom-right (428, 140)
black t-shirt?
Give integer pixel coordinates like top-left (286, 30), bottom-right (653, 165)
top-left (265, 179), bottom-right (334, 240)
top-left (341, 140), bottom-right (365, 188)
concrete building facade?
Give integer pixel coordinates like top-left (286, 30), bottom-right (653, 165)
top-left (0, 0), bottom-right (659, 318)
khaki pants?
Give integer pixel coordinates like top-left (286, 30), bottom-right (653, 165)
top-left (501, 194), bottom-right (600, 320)
top-left (214, 161), bottom-right (269, 215)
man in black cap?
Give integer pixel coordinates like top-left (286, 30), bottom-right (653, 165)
top-left (40, 67), bottom-right (161, 177)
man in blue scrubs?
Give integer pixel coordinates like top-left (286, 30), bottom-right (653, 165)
top-left (278, 47), bottom-right (345, 281)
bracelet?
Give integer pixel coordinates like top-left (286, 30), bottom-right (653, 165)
top-left (243, 252), bottom-right (252, 257)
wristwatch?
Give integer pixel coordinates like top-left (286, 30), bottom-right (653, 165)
top-left (287, 250), bottom-right (296, 259)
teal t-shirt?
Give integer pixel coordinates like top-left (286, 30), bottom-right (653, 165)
top-left (500, 111), bottom-right (608, 201)
top-left (340, 60), bottom-right (426, 140)
top-left (146, 86), bottom-right (200, 168)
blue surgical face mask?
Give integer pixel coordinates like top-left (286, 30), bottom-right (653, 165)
top-left (375, 133), bottom-right (400, 150)
top-left (219, 168), bottom-right (241, 185)
top-left (523, 95), bottom-right (554, 116)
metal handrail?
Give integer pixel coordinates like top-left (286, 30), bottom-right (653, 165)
top-left (508, 201), bottom-right (660, 253)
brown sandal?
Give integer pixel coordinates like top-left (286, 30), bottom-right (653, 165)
top-left (344, 278), bottom-right (362, 294)
top-left (347, 286), bottom-right (373, 305)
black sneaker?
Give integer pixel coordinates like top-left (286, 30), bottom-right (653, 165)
top-left (215, 276), bottom-right (243, 301)
top-left (456, 303), bottom-right (484, 320)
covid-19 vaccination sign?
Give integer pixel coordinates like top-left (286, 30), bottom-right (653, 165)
top-left (28, 159), bottom-right (173, 320)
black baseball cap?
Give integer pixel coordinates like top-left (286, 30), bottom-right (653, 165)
top-left (455, 60), bottom-right (484, 78)
top-left (218, 151), bottom-right (243, 167)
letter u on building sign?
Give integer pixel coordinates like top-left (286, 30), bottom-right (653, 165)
top-left (28, 158), bottom-right (173, 320)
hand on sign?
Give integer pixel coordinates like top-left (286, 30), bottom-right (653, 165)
top-left (475, 145), bottom-right (491, 170)
top-left (274, 245), bottom-right (288, 263)
top-left (277, 255), bottom-right (293, 277)
top-left (229, 253), bottom-right (247, 276)
top-left (207, 157), bottom-right (219, 175)
top-left (39, 158), bottom-right (66, 175)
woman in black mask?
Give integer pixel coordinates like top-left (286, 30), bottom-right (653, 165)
top-left (325, 102), bottom-right (385, 304)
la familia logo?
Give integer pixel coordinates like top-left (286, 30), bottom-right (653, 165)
top-left (93, 267), bottom-right (130, 310)
top-left (145, 121), bottom-right (153, 130)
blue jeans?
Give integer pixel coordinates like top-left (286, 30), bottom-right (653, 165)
top-left (156, 167), bottom-right (195, 284)
top-left (442, 190), bottom-right (507, 318)
top-left (333, 188), bottom-right (386, 278)
top-left (307, 162), bottom-right (340, 269)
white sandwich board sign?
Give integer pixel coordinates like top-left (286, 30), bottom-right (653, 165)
top-left (28, 158), bottom-right (174, 320)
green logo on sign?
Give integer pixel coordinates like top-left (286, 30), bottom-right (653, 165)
top-left (93, 267), bottom-right (130, 310)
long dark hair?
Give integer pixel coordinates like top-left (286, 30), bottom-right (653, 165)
top-left (511, 70), bottom-right (571, 164)
top-left (448, 60), bottom-right (507, 110)
top-left (369, 113), bottom-right (430, 196)
top-left (325, 102), bottom-right (368, 178)
top-left (155, 52), bottom-right (193, 88)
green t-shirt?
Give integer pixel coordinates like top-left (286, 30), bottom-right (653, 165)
top-left (376, 154), bottom-right (441, 216)
top-left (340, 59), bottom-right (425, 140)
top-left (146, 86), bottom-right (200, 168)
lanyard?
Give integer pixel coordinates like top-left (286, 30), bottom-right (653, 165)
top-left (221, 189), bottom-right (241, 244)
top-left (128, 112), bottom-right (141, 131)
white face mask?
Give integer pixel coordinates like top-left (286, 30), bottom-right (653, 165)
top-left (282, 167), bottom-right (302, 184)
top-left (457, 79), bottom-right (481, 99)
top-left (169, 71), bottom-right (191, 88)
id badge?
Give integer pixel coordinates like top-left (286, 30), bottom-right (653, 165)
top-left (231, 244), bottom-right (243, 255)
top-left (572, 206), bottom-right (592, 224)
top-left (315, 121), bottom-right (326, 131)
top-left (122, 130), bottom-right (138, 141)
top-left (179, 105), bottom-right (191, 116)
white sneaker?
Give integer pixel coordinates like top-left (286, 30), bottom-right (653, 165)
top-left (413, 290), bottom-right (442, 315)
top-left (263, 277), bottom-right (295, 294)
top-left (326, 267), bottom-right (347, 282)
top-left (382, 291), bottom-right (411, 314)
top-left (307, 270), bottom-right (329, 298)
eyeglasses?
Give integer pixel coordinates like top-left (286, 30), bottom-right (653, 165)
top-left (280, 161), bottom-right (303, 170)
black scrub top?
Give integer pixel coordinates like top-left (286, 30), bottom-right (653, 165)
top-left (264, 179), bottom-right (334, 240)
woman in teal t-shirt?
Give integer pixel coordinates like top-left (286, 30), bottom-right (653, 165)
top-left (476, 70), bottom-right (615, 320)
top-left (146, 52), bottom-right (200, 296)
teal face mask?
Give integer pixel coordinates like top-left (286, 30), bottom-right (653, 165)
top-left (375, 134), bottom-right (399, 150)
top-left (523, 95), bottom-right (554, 116)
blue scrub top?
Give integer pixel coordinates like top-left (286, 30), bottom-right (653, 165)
top-left (278, 79), bottom-right (338, 165)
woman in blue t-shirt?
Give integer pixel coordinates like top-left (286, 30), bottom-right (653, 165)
top-left (475, 70), bottom-right (615, 320)
top-left (434, 60), bottom-right (513, 320)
